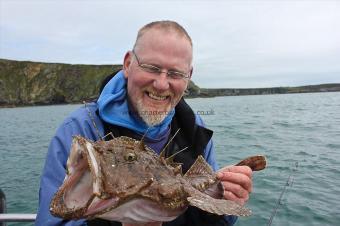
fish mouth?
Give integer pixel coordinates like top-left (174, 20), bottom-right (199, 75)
top-left (50, 136), bottom-right (121, 219)
top-left (84, 196), bottom-right (120, 217)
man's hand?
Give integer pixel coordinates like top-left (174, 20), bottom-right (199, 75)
top-left (216, 165), bottom-right (253, 205)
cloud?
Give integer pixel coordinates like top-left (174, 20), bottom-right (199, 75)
top-left (1, 0), bottom-right (339, 87)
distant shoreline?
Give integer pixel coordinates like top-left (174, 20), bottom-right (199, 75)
top-left (1, 58), bottom-right (339, 108)
top-left (193, 83), bottom-right (340, 98)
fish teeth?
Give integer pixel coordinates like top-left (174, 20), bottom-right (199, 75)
top-left (165, 199), bottom-right (185, 209)
top-left (148, 92), bottom-right (167, 101)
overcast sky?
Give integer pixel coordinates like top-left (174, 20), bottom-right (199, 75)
top-left (1, 0), bottom-right (339, 88)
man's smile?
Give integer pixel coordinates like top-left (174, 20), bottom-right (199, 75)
top-left (145, 91), bottom-right (171, 102)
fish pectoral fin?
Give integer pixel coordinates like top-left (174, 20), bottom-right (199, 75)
top-left (184, 155), bottom-right (215, 178)
top-left (183, 155), bottom-right (220, 193)
top-left (185, 186), bottom-right (251, 216)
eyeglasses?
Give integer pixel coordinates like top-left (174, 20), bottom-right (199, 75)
top-left (132, 50), bottom-right (190, 80)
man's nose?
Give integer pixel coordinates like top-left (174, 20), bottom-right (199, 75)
top-left (153, 72), bottom-right (170, 91)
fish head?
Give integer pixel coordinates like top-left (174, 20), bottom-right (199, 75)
top-left (97, 136), bottom-right (188, 210)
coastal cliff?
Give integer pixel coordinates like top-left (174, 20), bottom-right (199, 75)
top-left (0, 59), bottom-right (339, 107)
top-left (0, 59), bottom-right (121, 106)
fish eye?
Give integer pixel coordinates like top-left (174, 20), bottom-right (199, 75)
top-left (124, 152), bottom-right (137, 162)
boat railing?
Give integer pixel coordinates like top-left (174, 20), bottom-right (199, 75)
top-left (0, 189), bottom-right (36, 226)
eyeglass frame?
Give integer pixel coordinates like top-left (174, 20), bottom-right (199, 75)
top-left (131, 50), bottom-right (191, 80)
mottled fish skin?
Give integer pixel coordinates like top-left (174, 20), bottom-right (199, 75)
top-left (50, 135), bottom-right (263, 223)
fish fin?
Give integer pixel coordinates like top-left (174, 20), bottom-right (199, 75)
top-left (165, 146), bottom-right (188, 164)
top-left (187, 195), bottom-right (252, 216)
top-left (183, 155), bottom-right (223, 196)
top-left (139, 127), bottom-right (150, 149)
top-left (184, 155), bottom-right (214, 178)
top-left (185, 186), bottom-right (251, 216)
top-left (160, 128), bottom-right (181, 158)
top-left (235, 155), bottom-right (267, 171)
top-left (83, 101), bottom-right (103, 140)
top-left (102, 132), bottom-right (115, 140)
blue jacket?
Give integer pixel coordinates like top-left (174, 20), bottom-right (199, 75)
top-left (35, 102), bottom-right (237, 226)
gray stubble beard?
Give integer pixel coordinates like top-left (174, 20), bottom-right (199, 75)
top-left (135, 98), bottom-right (171, 127)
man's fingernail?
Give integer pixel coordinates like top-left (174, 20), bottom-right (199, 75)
top-left (217, 172), bottom-right (223, 178)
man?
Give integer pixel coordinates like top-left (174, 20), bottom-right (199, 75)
top-left (36, 20), bottom-right (252, 226)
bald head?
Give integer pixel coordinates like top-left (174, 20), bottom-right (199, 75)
top-left (133, 20), bottom-right (193, 51)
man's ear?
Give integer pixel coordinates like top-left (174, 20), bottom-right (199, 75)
top-left (184, 67), bottom-right (193, 92)
top-left (189, 67), bottom-right (193, 79)
top-left (123, 51), bottom-right (132, 78)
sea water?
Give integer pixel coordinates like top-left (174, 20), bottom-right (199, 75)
top-left (1, 92), bottom-right (340, 226)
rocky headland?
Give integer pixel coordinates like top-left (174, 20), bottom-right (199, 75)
top-left (1, 59), bottom-right (339, 107)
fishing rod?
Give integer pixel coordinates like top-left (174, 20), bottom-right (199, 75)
top-left (267, 161), bottom-right (299, 226)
